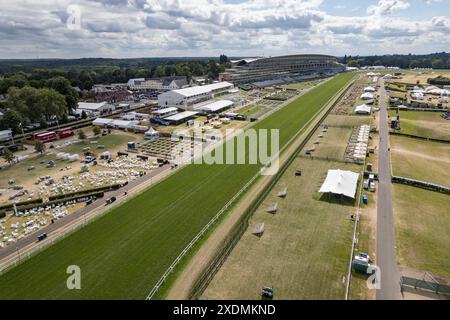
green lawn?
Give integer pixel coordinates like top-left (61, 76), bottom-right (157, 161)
top-left (393, 184), bottom-right (450, 280)
top-left (203, 158), bottom-right (360, 300)
top-left (390, 135), bottom-right (450, 186)
top-left (302, 126), bottom-right (352, 161)
top-left (388, 110), bottom-right (450, 141)
top-left (0, 73), bottom-right (355, 299)
top-left (324, 115), bottom-right (373, 128)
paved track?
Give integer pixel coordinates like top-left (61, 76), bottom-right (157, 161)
top-left (376, 79), bottom-right (402, 300)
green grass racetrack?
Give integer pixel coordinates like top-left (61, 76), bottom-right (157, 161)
top-left (0, 73), bottom-right (354, 299)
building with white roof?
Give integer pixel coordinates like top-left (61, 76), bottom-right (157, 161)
top-left (92, 118), bottom-right (138, 129)
top-left (163, 111), bottom-right (199, 125)
top-left (195, 100), bottom-right (234, 114)
top-left (152, 107), bottom-right (179, 118)
top-left (77, 102), bottom-right (114, 115)
top-left (319, 169), bottom-right (359, 199)
top-left (157, 82), bottom-right (234, 108)
top-left (364, 86), bottom-right (376, 92)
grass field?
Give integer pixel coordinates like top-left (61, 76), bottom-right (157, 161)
top-left (202, 158), bottom-right (360, 300)
top-left (390, 135), bottom-right (450, 186)
top-left (324, 115), bottom-right (373, 128)
top-left (0, 73), bottom-right (355, 299)
top-left (302, 126), bottom-right (352, 161)
top-left (388, 110), bottom-right (450, 141)
top-left (393, 184), bottom-right (450, 280)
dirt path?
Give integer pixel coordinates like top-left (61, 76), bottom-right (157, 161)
top-left (166, 80), bottom-right (352, 300)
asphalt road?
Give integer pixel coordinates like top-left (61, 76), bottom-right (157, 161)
top-left (0, 163), bottom-right (170, 261)
top-left (376, 80), bottom-right (402, 300)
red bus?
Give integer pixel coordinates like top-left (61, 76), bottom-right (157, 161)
top-left (32, 131), bottom-right (57, 143)
top-left (56, 127), bottom-right (74, 139)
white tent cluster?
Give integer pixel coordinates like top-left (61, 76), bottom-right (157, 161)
top-left (0, 203), bottom-right (77, 248)
top-left (345, 125), bottom-right (370, 162)
top-left (424, 86), bottom-right (450, 96)
top-left (319, 169), bottom-right (359, 199)
top-left (56, 152), bottom-right (80, 162)
top-left (98, 156), bottom-right (155, 170)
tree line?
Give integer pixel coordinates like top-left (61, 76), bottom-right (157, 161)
top-left (342, 52), bottom-right (450, 70)
top-left (0, 56), bottom-right (231, 92)
top-left (0, 55), bottom-right (231, 133)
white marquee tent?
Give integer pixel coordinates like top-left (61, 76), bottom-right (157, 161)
top-left (354, 104), bottom-right (372, 114)
top-left (319, 169), bottom-right (359, 199)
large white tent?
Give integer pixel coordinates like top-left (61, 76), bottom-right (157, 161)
top-left (354, 104), bottom-right (372, 114)
top-left (360, 92), bottom-right (374, 100)
top-left (319, 169), bottom-right (359, 198)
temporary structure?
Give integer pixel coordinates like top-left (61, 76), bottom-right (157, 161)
top-left (319, 169), bottom-right (359, 199)
top-left (354, 104), bottom-right (372, 114)
top-left (144, 127), bottom-right (159, 140)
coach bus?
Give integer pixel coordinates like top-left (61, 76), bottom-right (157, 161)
top-left (56, 127), bottom-right (74, 139)
top-left (32, 131), bottom-right (57, 143)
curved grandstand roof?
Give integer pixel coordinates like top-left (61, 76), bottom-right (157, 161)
top-left (232, 54), bottom-right (338, 66)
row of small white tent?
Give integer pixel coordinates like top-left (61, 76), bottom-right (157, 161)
top-left (56, 152), bottom-right (80, 162)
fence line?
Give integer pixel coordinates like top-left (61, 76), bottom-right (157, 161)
top-left (188, 77), bottom-right (355, 299)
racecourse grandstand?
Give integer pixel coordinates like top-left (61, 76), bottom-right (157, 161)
top-left (219, 54), bottom-right (345, 87)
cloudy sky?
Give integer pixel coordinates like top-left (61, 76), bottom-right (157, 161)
top-left (0, 0), bottom-right (449, 59)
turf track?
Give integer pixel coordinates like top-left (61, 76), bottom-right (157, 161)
top-left (0, 73), bottom-right (354, 299)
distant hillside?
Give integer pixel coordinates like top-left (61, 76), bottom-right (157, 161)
top-left (341, 52), bottom-right (450, 69)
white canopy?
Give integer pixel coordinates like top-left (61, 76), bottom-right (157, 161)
top-left (354, 104), bottom-right (372, 114)
top-left (360, 92), bottom-right (374, 100)
top-left (319, 169), bottom-right (359, 199)
top-left (364, 86), bottom-right (375, 92)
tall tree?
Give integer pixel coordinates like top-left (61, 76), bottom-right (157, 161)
top-left (46, 76), bottom-right (78, 112)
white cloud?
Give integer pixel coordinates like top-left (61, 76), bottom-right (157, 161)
top-left (0, 0), bottom-right (448, 58)
top-left (367, 0), bottom-right (410, 16)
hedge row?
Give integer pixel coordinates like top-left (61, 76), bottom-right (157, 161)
top-left (0, 198), bottom-right (44, 211)
top-left (392, 176), bottom-right (450, 195)
top-left (48, 184), bottom-right (121, 201)
top-left (15, 191), bottom-right (106, 212)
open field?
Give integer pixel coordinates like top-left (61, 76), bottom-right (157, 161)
top-left (0, 73), bottom-right (355, 299)
top-left (388, 110), bottom-right (450, 141)
top-left (324, 114), bottom-right (373, 128)
top-left (395, 70), bottom-right (450, 85)
top-left (202, 158), bottom-right (360, 300)
top-left (390, 135), bottom-right (450, 186)
top-left (302, 126), bottom-right (352, 161)
top-left (392, 184), bottom-right (450, 280)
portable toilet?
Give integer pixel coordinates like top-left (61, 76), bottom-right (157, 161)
top-left (363, 180), bottom-right (369, 190)
top-left (363, 195), bottom-right (368, 204)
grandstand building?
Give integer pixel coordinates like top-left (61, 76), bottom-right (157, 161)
top-left (219, 54), bottom-right (345, 87)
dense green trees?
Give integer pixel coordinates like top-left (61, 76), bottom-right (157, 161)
top-left (46, 76), bottom-right (78, 111)
top-left (343, 52), bottom-right (450, 69)
top-left (347, 60), bottom-right (360, 67)
top-left (0, 86), bottom-right (67, 132)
